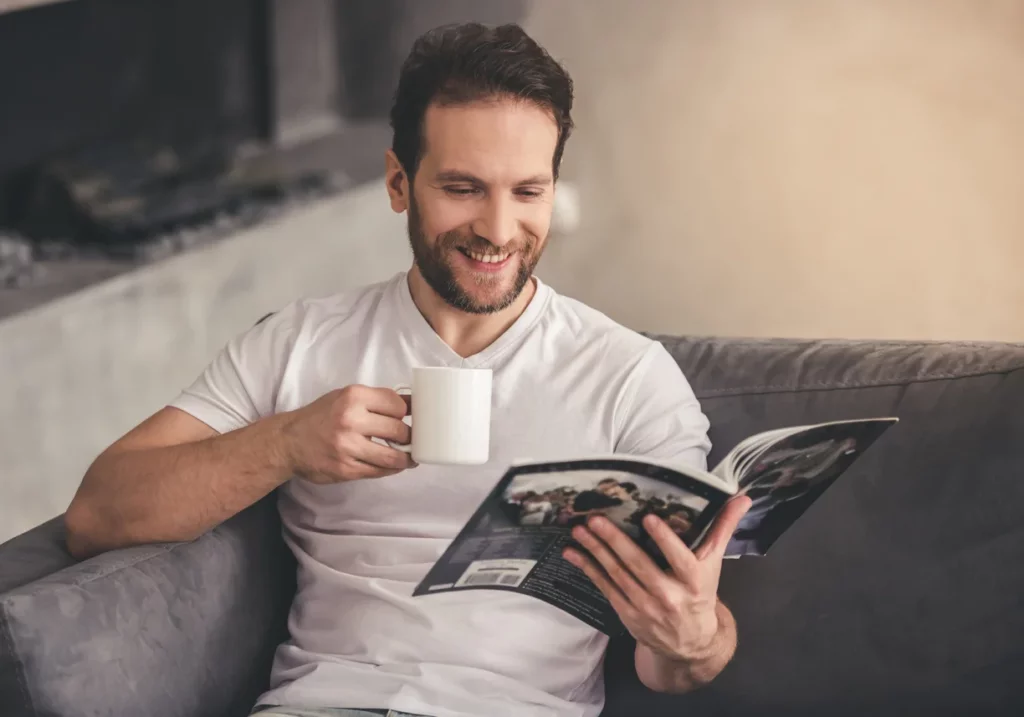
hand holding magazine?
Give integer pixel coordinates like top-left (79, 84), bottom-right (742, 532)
top-left (413, 417), bottom-right (898, 635)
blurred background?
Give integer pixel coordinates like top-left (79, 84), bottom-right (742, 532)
top-left (1, 0), bottom-right (1022, 542)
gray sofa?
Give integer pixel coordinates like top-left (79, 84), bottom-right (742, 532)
top-left (3, 335), bottom-right (1023, 717)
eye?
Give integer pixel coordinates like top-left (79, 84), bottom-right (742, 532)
top-left (515, 188), bottom-right (545, 199)
top-left (444, 186), bottom-right (480, 196)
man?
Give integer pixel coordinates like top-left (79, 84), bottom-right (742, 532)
top-left (64, 22), bottom-right (751, 717)
top-left (565, 478), bottom-right (642, 538)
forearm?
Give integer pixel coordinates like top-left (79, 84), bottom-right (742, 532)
top-left (635, 600), bottom-right (738, 693)
top-left (65, 413), bottom-right (294, 558)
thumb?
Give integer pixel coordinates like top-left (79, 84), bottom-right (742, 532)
top-left (695, 495), bottom-right (752, 561)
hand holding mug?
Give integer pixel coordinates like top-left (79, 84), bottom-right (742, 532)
top-left (281, 384), bottom-right (416, 483)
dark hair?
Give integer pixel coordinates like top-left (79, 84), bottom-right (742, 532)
top-left (390, 22), bottom-right (574, 180)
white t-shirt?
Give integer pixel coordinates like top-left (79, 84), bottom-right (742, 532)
top-left (170, 271), bottom-right (711, 717)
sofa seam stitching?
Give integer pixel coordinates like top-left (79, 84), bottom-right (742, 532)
top-left (57, 543), bottom-right (181, 590)
top-left (0, 601), bottom-right (35, 715)
top-left (17, 539), bottom-right (203, 599)
top-left (648, 335), bottom-right (1024, 350)
top-left (17, 519), bottom-right (241, 598)
top-left (694, 365), bottom-right (1024, 398)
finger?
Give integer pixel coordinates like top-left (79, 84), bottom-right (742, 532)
top-left (563, 546), bottom-right (640, 623)
top-left (571, 525), bottom-right (653, 611)
top-left (357, 386), bottom-right (410, 419)
top-left (586, 516), bottom-right (675, 596)
top-left (350, 437), bottom-right (416, 472)
top-left (641, 514), bottom-right (701, 589)
top-left (348, 459), bottom-right (401, 480)
top-left (359, 412), bottom-right (412, 446)
top-left (694, 495), bottom-right (753, 562)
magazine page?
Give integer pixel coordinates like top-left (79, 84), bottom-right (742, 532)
top-left (725, 417), bottom-right (898, 557)
top-left (413, 457), bottom-right (733, 635)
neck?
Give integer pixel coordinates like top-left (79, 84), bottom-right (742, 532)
top-left (407, 266), bottom-right (537, 358)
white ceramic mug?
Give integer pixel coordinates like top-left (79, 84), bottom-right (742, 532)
top-left (388, 367), bottom-right (492, 465)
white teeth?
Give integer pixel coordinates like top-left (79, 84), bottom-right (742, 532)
top-left (467, 250), bottom-right (510, 264)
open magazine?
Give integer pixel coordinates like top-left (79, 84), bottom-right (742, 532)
top-left (413, 417), bottom-right (898, 635)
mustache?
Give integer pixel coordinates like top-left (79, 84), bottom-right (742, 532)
top-left (438, 232), bottom-right (534, 255)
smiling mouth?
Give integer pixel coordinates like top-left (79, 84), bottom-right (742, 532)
top-left (458, 248), bottom-right (512, 264)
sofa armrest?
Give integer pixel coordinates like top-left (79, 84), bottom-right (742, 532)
top-left (0, 517), bottom-right (77, 597)
top-left (0, 494), bottom-right (295, 717)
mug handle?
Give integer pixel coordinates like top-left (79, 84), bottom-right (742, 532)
top-left (385, 384), bottom-right (412, 453)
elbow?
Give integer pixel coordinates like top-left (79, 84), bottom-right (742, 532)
top-left (63, 499), bottom-right (110, 560)
top-left (64, 459), bottom-right (116, 560)
top-left (64, 506), bottom-right (97, 560)
top-left (64, 478), bottom-right (125, 560)
top-left (64, 495), bottom-right (149, 560)
top-left (64, 487), bottom-right (199, 560)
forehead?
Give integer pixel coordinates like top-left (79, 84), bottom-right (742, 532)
top-left (420, 98), bottom-right (558, 181)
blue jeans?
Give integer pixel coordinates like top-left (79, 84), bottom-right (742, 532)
top-left (253, 708), bottom-right (427, 717)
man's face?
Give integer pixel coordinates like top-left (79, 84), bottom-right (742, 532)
top-left (403, 98), bottom-right (557, 314)
top-left (598, 482), bottom-right (629, 501)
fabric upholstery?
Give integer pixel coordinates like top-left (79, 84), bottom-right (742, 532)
top-left (0, 517), bottom-right (76, 598)
top-left (0, 495), bottom-right (294, 717)
top-left (601, 337), bottom-right (1024, 717)
top-left (2, 336), bottom-right (1023, 717)
top-left (0, 517), bottom-right (76, 714)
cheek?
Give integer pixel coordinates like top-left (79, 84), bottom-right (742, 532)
top-left (522, 206), bottom-right (552, 243)
top-left (425, 198), bottom-right (478, 237)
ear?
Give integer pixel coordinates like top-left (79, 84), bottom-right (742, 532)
top-left (384, 150), bottom-right (410, 213)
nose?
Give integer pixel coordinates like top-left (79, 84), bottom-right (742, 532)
top-left (471, 196), bottom-right (517, 248)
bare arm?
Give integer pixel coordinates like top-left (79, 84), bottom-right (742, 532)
top-left (634, 599), bottom-right (738, 693)
top-left (64, 407), bottom-right (293, 559)
top-left (64, 386), bottom-right (414, 560)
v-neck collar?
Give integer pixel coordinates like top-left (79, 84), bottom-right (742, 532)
top-left (395, 271), bottom-right (552, 368)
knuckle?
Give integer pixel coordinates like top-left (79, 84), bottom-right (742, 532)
top-left (388, 453), bottom-right (406, 469)
top-left (336, 408), bottom-right (359, 431)
top-left (334, 434), bottom-right (357, 458)
top-left (394, 394), bottom-right (410, 414)
top-left (611, 565), bottom-right (633, 585)
top-left (389, 451), bottom-right (412, 470)
top-left (333, 385), bottom-right (355, 404)
top-left (377, 452), bottom-right (400, 470)
top-left (655, 587), bottom-right (681, 610)
top-left (337, 384), bottom-right (365, 407)
top-left (635, 596), bottom-right (659, 616)
top-left (331, 432), bottom-right (347, 451)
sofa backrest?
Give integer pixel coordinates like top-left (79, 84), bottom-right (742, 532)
top-left (602, 337), bottom-right (1024, 716)
top-left (5, 335), bottom-right (1022, 717)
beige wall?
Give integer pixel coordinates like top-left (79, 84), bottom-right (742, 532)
top-left (525, 0), bottom-right (1024, 341)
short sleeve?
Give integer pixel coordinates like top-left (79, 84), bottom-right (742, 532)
top-left (613, 341), bottom-right (712, 472)
top-left (168, 303), bottom-right (302, 434)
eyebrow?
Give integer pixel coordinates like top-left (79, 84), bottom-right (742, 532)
top-left (435, 170), bottom-right (553, 186)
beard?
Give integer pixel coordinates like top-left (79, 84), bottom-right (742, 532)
top-left (407, 195), bottom-right (543, 314)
